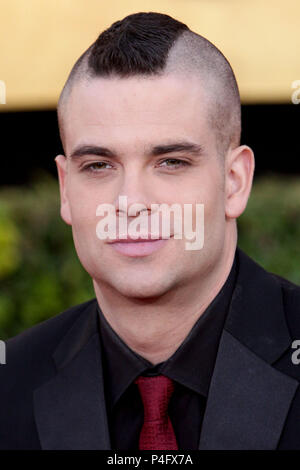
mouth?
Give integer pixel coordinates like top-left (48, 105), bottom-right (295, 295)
top-left (107, 235), bottom-right (173, 257)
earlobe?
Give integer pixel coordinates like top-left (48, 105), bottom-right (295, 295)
top-left (54, 154), bottom-right (72, 225)
top-left (225, 145), bottom-right (255, 220)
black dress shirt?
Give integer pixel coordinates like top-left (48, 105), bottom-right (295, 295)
top-left (97, 251), bottom-right (238, 450)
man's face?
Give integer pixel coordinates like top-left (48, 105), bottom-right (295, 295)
top-left (56, 73), bottom-right (230, 299)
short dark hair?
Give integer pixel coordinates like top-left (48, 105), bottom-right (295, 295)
top-left (58, 12), bottom-right (241, 156)
top-left (88, 12), bottom-right (188, 76)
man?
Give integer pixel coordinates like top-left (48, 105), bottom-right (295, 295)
top-left (1, 11), bottom-right (300, 450)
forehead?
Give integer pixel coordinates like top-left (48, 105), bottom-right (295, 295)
top-left (63, 74), bottom-right (214, 154)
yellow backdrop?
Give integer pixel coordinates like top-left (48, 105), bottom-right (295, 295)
top-left (0, 0), bottom-right (299, 110)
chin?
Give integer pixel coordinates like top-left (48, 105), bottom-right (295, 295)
top-left (106, 273), bottom-right (175, 300)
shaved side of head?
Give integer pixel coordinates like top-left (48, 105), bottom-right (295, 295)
top-left (57, 12), bottom-right (241, 157)
top-left (164, 30), bottom-right (241, 156)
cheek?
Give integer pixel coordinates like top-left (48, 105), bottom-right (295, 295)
top-left (70, 205), bottom-right (105, 272)
top-left (203, 194), bottom-right (226, 249)
top-left (194, 177), bottom-right (225, 241)
top-left (67, 190), bottom-right (100, 242)
top-left (67, 178), bottom-right (105, 221)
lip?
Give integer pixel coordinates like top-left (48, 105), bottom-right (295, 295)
top-left (108, 235), bottom-right (164, 243)
top-left (108, 235), bottom-right (172, 257)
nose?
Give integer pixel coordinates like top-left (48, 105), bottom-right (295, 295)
top-left (114, 168), bottom-right (153, 217)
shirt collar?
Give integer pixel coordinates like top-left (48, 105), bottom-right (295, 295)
top-left (97, 249), bottom-right (238, 409)
top-left (97, 306), bottom-right (152, 409)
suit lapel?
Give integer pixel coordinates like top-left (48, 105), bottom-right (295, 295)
top-left (199, 249), bottom-right (299, 449)
top-left (199, 330), bottom-right (298, 449)
top-left (34, 301), bottom-right (111, 450)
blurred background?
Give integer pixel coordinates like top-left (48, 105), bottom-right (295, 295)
top-left (0, 0), bottom-right (299, 338)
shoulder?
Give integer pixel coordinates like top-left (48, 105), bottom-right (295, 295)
top-left (236, 248), bottom-right (300, 335)
top-left (270, 272), bottom-right (300, 337)
top-left (237, 247), bottom-right (300, 301)
top-left (243, 248), bottom-right (300, 333)
top-left (1, 298), bottom-right (97, 381)
top-left (0, 299), bottom-right (98, 449)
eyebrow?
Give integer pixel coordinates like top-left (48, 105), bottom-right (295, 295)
top-left (150, 142), bottom-right (204, 157)
top-left (68, 141), bottom-right (204, 160)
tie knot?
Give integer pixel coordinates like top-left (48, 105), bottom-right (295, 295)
top-left (134, 375), bottom-right (175, 421)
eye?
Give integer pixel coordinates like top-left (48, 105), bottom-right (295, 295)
top-left (82, 161), bottom-right (113, 172)
top-left (158, 158), bottom-right (190, 169)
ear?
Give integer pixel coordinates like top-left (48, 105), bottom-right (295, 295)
top-left (225, 145), bottom-right (255, 219)
top-left (55, 154), bottom-right (72, 225)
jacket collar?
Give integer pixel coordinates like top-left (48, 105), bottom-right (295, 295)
top-left (34, 300), bottom-right (111, 449)
top-left (199, 248), bottom-right (299, 449)
top-left (224, 248), bottom-right (292, 363)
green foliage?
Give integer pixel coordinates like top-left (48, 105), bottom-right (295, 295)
top-left (0, 174), bottom-right (94, 339)
top-left (238, 173), bottom-right (300, 285)
top-left (0, 172), bottom-right (299, 339)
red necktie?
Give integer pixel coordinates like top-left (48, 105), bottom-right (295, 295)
top-left (134, 374), bottom-right (178, 450)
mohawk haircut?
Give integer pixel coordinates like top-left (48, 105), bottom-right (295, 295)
top-left (57, 12), bottom-right (241, 156)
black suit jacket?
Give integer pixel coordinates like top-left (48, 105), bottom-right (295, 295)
top-left (1, 248), bottom-right (300, 449)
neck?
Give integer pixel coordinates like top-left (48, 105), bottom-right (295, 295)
top-left (94, 236), bottom-right (237, 365)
